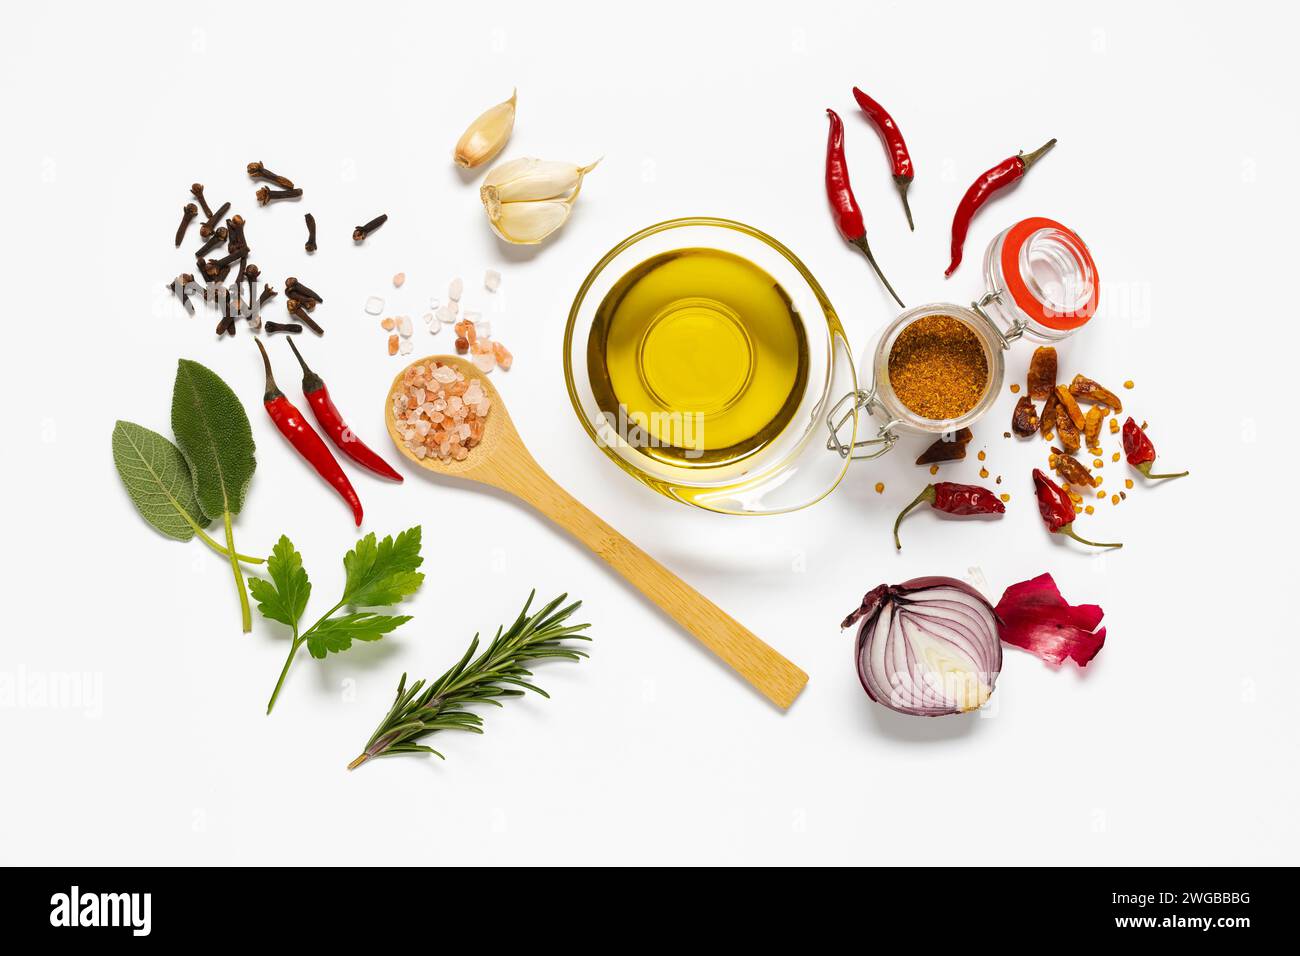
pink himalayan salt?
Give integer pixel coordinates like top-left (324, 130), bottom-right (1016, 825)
top-left (391, 361), bottom-right (489, 461)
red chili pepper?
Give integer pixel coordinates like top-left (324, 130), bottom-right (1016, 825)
top-left (851, 87), bottom-right (914, 231)
top-left (945, 138), bottom-right (1056, 278)
top-left (892, 482), bottom-right (1005, 550)
top-left (824, 108), bottom-right (905, 309)
top-left (285, 339), bottom-right (403, 483)
top-left (255, 339), bottom-right (363, 526)
top-left (1032, 469), bottom-right (1120, 550)
top-left (1122, 417), bottom-right (1189, 481)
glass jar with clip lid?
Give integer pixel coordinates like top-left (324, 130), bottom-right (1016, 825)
top-left (827, 216), bottom-right (1100, 461)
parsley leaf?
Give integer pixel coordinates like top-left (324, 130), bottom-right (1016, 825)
top-left (256, 526), bottom-right (425, 713)
top-left (341, 527), bottom-right (424, 607)
top-left (305, 613), bottom-right (413, 659)
top-left (248, 536), bottom-right (311, 629)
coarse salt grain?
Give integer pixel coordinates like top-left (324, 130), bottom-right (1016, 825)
top-left (398, 315), bottom-right (413, 337)
top-left (393, 272), bottom-right (406, 287)
top-left (381, 317), bottom-right (395, 331)
top-left (394, 361), bottom-right (490, 462)
top-left (399, 338), bottom-right (413, 355)
top-left (365, 296), bottom-right (385, 315)
top-left (436, 304), bottom-right (455, 324)
top-left (449, 277), bottom-right (463, 301)
top-left (485, 269), bottom-right (501, 292)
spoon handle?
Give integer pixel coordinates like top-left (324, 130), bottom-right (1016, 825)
top-left (504, 461), bottom-right (808, 709)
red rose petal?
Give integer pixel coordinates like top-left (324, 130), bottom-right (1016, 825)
top-left (995, 572), bottom-right (1105, 667)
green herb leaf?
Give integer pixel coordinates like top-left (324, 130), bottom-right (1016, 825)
top-left (171, 358), bottom-right (258, 632)
top-left (170, 359), bottom-right (256, 520)
top-left (265, 526), bottom-right (425, 714)
top-left (111, 420), bottom-right (211, 540)
top-left (341, 527), bottom-right (424, 607)
top-left (348, 592), bottom-right (591, 769)
top-left (305, 613), bottom-right (413, 659)
top-left (249, 535), bottom-right (311, 629)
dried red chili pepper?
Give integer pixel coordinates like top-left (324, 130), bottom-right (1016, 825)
top-left (1032, 469), bottom-right (1120, 550)
top-left (892, 482), bottom-right (1005, 550)
top-left (1010, 395), bottom-right (1039, 437)
top-left (824, 108), bottom-right (905, 309)
top-left (1122, 417), bottom-right (1189, 481)
top-left (851, 87), bottom-right (914, 231)
top-left (945, 138), bottom-right (1056, 277)
top-left (285, 339), bottom-right (404, 483)
top-left (255, 339), bottom-right (363, 525)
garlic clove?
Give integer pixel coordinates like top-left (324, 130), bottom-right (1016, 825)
top-left (484, 158), bottom-right (599, 202)
top-left (453, 89), bottom-right (517, 169)
top-left (487, 200), bottom-right (574, 245)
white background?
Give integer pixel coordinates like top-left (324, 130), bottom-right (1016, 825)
top-left (2, 1), bottom-right (1296, 866)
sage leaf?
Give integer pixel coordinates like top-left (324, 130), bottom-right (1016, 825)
top-left (111, 420), bottom-right (210, 541)
top-left (170, 359), bottom-right (256, 519)
top-left (171, 358), bottom-right (258, 632)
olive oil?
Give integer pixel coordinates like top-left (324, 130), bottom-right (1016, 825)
top-left (587, 248), bottom-right (808, 468)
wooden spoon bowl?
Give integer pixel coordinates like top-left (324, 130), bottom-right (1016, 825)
top-left (384, 354), bottom-right (808, 709)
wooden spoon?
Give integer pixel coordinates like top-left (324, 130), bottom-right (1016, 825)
top-left (384, 355), bottom-right (808, 709)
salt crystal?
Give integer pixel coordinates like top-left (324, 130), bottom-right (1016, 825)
top-left (429, 297), bottom-right (440, 310)
top-left (393, 272), bottom-right (406, 287)
top-left (484, 270), bottom-right (501, 292)
top-left (448, 277), bottom-right (463, 301)
top-left (426, 316), bottom-right (440, 335)
top-left (398, 315), bottom-right (413, 337)
top-left (448, 300), bottom-right (459, 317)
top-left (381, 317), bottom-right (395, 331)
top-left (436, 305), bottom-right (456, 324)
top-left (414, 445), bottom-right (427, 459)
top-left (492, 341), bottom-right (513, 370)
top-left (473, 318), bottom-right (491, 337)
top-left (365, 296), bottom-right (385, 315)
top-left (475, 398), bottom-right (491, 416)
top-left (387, 334), bottom-right (399, 355)
top-left (399, 338), bottom-right (413, 355)
top-left (473, 352), bottom-right (496, 373)
top-left (432, 366), bottom-right (457, 384)
top-left (422, 311), bottom-right (435, 324)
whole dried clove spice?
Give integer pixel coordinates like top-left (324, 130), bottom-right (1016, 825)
top-left (287, 299), bottom-right (323, 335)
top-left (284, 277), bottom-right (322, 303)
top-left (175, 203), bottom-right (198, 247)
top-left (304, 212), bottom-right (317, 253)
top-left (199, 201), bottom-right (231, 239)
top-left (247, 161), bottom-right (294, 189)
top-left (167, 273), bottom-right (196, 314)
top-left (195, 226), bottom-right (228, 257)
top-left (256, 186), bottom-right (303, 205)
top-left (190, 182), bottom-right (213, 218)
top-left (353, 213), bottom-right (387, 242)
top-left (265, 321), bottom-right (303, 334)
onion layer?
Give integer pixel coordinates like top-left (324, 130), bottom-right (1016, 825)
top-left (842, 577), bottom-right (1002, 716)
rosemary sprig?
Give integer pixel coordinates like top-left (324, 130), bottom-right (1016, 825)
top-left (348, 591), bottom-right (591, 770)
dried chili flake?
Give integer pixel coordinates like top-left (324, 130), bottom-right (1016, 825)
top-left (1055, 384), bottom-right (1086, 430)
top-left (1068, 374), bottom-right (1124, 412)
top-left (1011, 395), bottom-right (1039, 436)
top-left (1084, 405), bottom-right (1105, 448)
top-left (1039, 387), bottom-right (1058, 440)
top-left (915, 427), bottom-right (973, 465)
top-left (1027, 346), bottom-right (1057, 400)
top-left (1055, 402), bottom-right (1081, 452)
top-left (1052, 450), bottom-right (1097, 488)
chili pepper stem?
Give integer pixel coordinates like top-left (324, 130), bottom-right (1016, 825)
top-left (1137, 463), bottom-right (1189, 481)
top-left (1060, 523), bottom-right (1122, 550)
top-left (892, 485), bottom-right (937, 550)
top-left (224, 510), bottom-right (253, 632)
top-left (894, 177), bottom-right (914, 231)
top-left (1019, 138), bottom-right (1057, 170)
top-left (850, 236), bottom-right (906, 309)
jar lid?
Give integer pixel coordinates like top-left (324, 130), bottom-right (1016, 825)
top-left (989, 217), bottom-right (1098, 335)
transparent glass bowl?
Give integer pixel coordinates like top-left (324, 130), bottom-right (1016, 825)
top-left (563, 217), bottom-right (859, 515)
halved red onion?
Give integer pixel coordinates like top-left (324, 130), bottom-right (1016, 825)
top-left (842, 577), bottom-right (1002, 716)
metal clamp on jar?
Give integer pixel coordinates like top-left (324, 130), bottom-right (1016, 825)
top-left (828, 216), bottom-right (1099, 460)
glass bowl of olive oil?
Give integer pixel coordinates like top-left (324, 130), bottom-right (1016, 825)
top-left (565, 217), bottom-right (860, 515)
